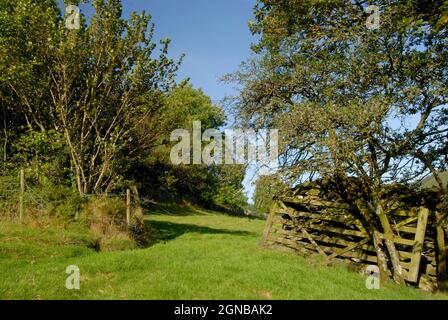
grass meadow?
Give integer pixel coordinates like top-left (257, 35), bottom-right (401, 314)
top-left (0, 205), bottom-right (445, 300)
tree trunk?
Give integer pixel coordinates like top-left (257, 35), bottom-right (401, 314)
top-left (73, 162), bottom-right (85, 197)
top-left (2, 105), bottom-right (8, 171)
top-left (375, 201), bottom-right (405, 284)
top-left (354, 199), bottom-right (390, 284)
top-left (436, 210), bottom-right (448, 290)
top-left (372, 230), bottom-right (390, 284)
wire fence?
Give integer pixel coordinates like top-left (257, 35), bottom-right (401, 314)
top-left (0, 173), bottom-right (20, 219)
top-left (0, 170), bottom-right (140, 224)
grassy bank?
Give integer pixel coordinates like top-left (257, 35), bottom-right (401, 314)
top-left (0, 205), bottom-right (445, 300)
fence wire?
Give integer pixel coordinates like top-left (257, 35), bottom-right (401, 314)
top-left (0, 174), bottom-right (20, 218)
top-left (1, 172), bottom-right (140, 222)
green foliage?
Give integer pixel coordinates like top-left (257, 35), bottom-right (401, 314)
top-left (208, 165), bottom-right (247, 214)
top-left (80, 197), bottom-right (155, 251)
top-left (253, 174), bottom-right (287, 214)
top-left (130, 84), bottom-right (247, 213)
top-left (12, 130), bottom-right (69, 180)
top-left (0, 0), bottom-right (61, 174)
top-left (32, 182), bottom-right (83, 219)
top-left (0, 0), bottom-right (248, 216)
top-left (163, 84), bottom-right (226, 130)
top-left (231, 0), bottom-right (447, 200)
top-left (1, 0), bottom-right (181, 195)
top-left (228, 0), bottom-right (448, 282)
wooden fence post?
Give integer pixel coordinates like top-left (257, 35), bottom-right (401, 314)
top-left (126, 189), bottom-right (131, 226)
top-left (260, 201), bottom-right (278, 248)
top-left (408, 207), bottom-right (429, 283)
top-left (435, 210), bottom-right (448, 290)
top-left (19, 169), bottom-right (24, 222)
top-left (130, 185), bottom-right (143, 220)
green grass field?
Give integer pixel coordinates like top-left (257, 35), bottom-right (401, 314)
top-left (0, 205), bottom-right (445, 300)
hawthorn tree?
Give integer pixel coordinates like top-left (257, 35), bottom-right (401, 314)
top-left (48, 0), bottom-right (183, 195)
top-left (229, 0), bottom-right (448, 284)
top-left (0, 0), bottom-right (182, 194)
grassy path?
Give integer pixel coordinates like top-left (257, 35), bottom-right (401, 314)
top-left (0, 206), bottom-right (445, 299)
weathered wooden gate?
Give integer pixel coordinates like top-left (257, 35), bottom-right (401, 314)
top-left (260, 196), bottom-right (437, 284)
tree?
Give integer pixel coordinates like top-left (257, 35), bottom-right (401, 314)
top-left (229, 0), bottom-right (447, 284)
top-left (0, 0), bottom-right (60, 171)
top-left (206, 165), bottom-right (247, 214)
top-left (49, 0), bottom-right (182, 195)
top-left (253, 174), bottom-right (287, 214)
top-left (128, 84), bottom-right (247, 212)
top-left (0, 0), bottom-right (182, 195)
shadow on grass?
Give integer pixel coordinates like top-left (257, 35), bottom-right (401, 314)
top-left (146, 203), bottom-right (267, 222)
top-left (145, 203), bottom-right (206, 216)
top-left (145, 220), bottom-right (255, 243)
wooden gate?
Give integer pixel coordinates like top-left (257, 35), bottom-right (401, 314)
top-left (260, 196), bottom-right (436, 283)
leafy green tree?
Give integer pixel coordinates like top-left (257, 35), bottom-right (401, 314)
top-left (1, 0), bottom-right (182, 195)
top-left (0, 0), bottom-right (248, 221)
top-left (229, 0), bottom-right (447, 284)
top-left (0, 0), bottom-right (60, 171)
top-left (49, 0), bottom-right (182, 195)
top-left (129, 84), bottom-right (247, 212)
top-left (206, 165), bottom-right (247, 214)
top-left (253, 174), bottom-right (286, 214)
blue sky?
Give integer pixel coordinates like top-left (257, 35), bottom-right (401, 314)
top-left (138, 0), bottom-right (259, 202)
top-left (63, 0), bottom-right (260, 201)
top-left (137, 0), bottom-right (257, 102)
top-left (69, 0), bottom-right (257, 101)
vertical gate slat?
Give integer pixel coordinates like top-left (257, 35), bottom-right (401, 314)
top-left (260, 201), bottom-right (279, 248)
top-left (407, 207), bottom-right (429, 283)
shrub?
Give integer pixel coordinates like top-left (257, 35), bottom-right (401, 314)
top-left (129, 216), bottom-right (155, 248)
top-left (81, 197), bottom-right (154, 251)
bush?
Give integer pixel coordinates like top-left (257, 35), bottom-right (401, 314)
top-left (129, 217), bottom-right (155, 248)
top-left (81, 197), bottom-right (154, 251)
